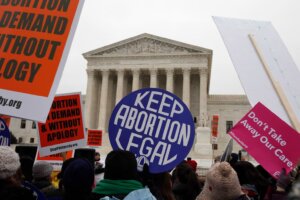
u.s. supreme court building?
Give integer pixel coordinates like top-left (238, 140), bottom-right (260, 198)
top-left (8, 33), bottom-right (251, 162)
top-left (82, 33), bottom-right (251, 158)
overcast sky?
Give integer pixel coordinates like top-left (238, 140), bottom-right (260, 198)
top-left (56, 0), bottom-right (300, 95)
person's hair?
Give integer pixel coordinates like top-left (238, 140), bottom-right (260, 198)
top-left (256, 165), bottom-right (276, 188)
top-left (104, 150), bottom-right (138, 180)
top-left (172, 162), bottom-right (201, 200)
top-left (229, 153), bottom-right (239, 166)
top-left (140, 165), bottom-right (175, 200)
top-left (187, 157), bottom-right (192, 161)
top-left (153, 172), bottom-right (175, 200)
top-left (233, 161), bottom-right (269, 199)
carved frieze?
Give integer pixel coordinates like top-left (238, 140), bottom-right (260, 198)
top-left (93, 38), bottom-right (200, 56)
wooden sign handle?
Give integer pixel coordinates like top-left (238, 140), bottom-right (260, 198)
top-left (249, 34), bottom-right (300, 133)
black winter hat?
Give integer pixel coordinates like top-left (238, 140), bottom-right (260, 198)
top-left (104, 150), bottom-right (138, 180)
top-left (63, 158), bottom-right (94, 194)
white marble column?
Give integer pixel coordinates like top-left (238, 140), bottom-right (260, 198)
top-left (85, 69), bottom-right (98, 129)
top-left (115, 69), bottom-right (125, 104)
top-left (199, 69), bottom-right (208, 127)
top-left (98, 69), bottom-right (109, 130)
top-left (132, 68), bottom-right (140, 91)
top-left (166, 68), bottom-right (174, 93)
top-left (182, 68), bottom-right (191, 108)
top-left (150, 68), bottom-right (158, 88)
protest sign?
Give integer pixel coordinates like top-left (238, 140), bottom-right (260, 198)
top-left (229, 102), bottom-right (300, 178)
top-left (0, 0), bottom-right (85, 122)
top-left (109, 88), bottom-right (195, 173)
top-left (211, 115), bottom-right (219, 144)
top-left (0, 114), bottom-right (11, 127)
top-left (213, 17), bottom-right (300, 130)
top-left (37, 93), bottom-right (86, 156)
top-left (220, 139), bottom-right (233, 162)
top-left (36, 150), bottom-right (73, 171)
top-left (0, 117), bottom-right (10, 146)
top-left (87, 129), bottom-right (102, 146)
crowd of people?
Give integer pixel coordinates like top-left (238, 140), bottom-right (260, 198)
top-left (1, 146), bottom-right (300, 200)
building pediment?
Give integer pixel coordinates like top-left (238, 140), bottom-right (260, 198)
top-left (83, 33), bottom-right (212, 57)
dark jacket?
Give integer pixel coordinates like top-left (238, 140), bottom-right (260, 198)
top-left (33, 179), bottom-right (62, 198)
top-left (0, 185), bottom-right (37, 200)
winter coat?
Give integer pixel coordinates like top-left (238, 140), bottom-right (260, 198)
top-left (0, 185), bottom-right (37, 200)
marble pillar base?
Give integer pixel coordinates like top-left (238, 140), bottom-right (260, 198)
top-left (194, 127), bottom-right (212, 157)
top-left (196, 127), bottom-right (211, 143)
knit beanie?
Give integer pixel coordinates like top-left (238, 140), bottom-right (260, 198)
top-left (0, 146), bottom-right (20, 180)
top-left (63, 158), bottom-right (94, 194)
top-left (197, 162), bottom-right (244, 200)
top-left (32, 161), bottom-right (53, 179)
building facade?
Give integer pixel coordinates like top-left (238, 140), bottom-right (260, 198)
top-left (83, 33), bottom-right (251, 156)
top-left (7, 33), bottom-right (251, 159)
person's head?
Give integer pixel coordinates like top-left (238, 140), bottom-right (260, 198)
top-left (62, 158), bottom-right (94, 199)
top-left (172, 162), bottom-right (201, 200)
top-left (0, 146), bottom-right (21, 184)
top-left (0, 147), bottom-right (37, 200)
top-left (186, 157), bottom-right (197, 172)
top-left (57, 158), bottom-right (76, 180)
top-left (214, 155), bottom-right (221, 163)
top-left (32, 161), bottom-right (53, 181)
top-left (57, 157), bottom-right (76, 191)
top-left (95, 152), bottom-right (100, 162)
top-left (148, 172), bottom-right (175, 200)
top-left (104, 150), bottom-right (138, 180)
top-left (198, 162), bottom-right (243, 200)
top-left (256, 165), bottom-right (276, 187)
top-left (229, 153), bottom-right (239, 166)
top-left (233, 161), bottom-right (269, 198)
top-left (233, 161), bottom-right (267, 185)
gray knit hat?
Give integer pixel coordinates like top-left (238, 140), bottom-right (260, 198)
top-left (32, 161), bottom-right (53, 179)
top-left (0, 146), bottom-right (20, 180)
top-left (197, 162), bottom-right (244, 200)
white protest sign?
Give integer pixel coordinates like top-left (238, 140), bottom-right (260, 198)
top-left (213, 17), bottom-right (300, 130)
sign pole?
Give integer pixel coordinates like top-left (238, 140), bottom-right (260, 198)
top-left (212, 144), bottom-right (215, 165)
top-left (248, 34), bottom-right (300, 133)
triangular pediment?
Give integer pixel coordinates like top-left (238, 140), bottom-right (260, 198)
top-left (83, 33), bottom-right (212, 57)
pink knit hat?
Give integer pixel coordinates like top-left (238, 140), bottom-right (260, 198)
top-left (197, 162), bottom-right (244, 200)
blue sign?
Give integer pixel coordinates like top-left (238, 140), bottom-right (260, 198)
top-left (0, 118), bottom-right (10, 146)
top-left (109, 88), bottom-right (195, 173)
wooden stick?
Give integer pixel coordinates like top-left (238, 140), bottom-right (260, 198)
top-left (249, 34), bottom-right (300, 132)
